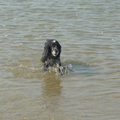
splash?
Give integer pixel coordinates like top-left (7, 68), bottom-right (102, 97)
top-left (47, 64), bottom-right (75, 75)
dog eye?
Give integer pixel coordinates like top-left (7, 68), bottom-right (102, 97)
top-left (52, 43), bottom-right (56, 47)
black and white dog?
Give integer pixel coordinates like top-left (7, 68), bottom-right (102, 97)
top-left (41, 39), bottom-right (63, 75)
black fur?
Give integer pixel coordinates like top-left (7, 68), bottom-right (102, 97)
top-left (41, 39), bottom-right (63, 75)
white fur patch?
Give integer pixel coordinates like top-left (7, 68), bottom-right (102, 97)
top-left (52, 51), bottom-right (56, 56)
top-left (52, 50), bottom-right (59, 56)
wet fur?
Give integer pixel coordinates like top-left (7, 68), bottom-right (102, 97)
top-left (41, 39), bottom-right (63, 75)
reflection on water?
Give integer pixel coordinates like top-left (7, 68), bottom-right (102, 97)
top-left (40, 73), bottom-right (70, 120)
top-left (42, 73), bottom-right (62, 97)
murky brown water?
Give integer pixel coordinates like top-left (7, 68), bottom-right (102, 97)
top-left (0, 0), bottom-right (120, 120)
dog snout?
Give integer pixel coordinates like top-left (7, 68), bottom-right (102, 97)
top-left (55, 48), bottom-right (58, 53)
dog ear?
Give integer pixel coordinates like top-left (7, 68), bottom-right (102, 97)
top-left (41, 43), bottom-right (51, 62)
top-left (58, 43), bottom-right (61, 53)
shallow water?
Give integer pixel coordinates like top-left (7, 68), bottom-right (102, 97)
top-left (0, 0), bottom-right (120, 120)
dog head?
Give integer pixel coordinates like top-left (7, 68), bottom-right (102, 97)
top-left (51, 40), bottom-right (61, 57)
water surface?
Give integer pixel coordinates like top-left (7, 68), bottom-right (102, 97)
top-left (0, 0), bottom-right (120, 120)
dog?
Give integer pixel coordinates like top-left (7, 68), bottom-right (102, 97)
top-left (41, 39), bottom-right (63, 75)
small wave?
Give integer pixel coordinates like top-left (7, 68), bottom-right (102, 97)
top-left (7, 59), bottom-right (98, 78)
top-left (60, 60), bottom-right (99, 75)
top-left (46, 61), bottom-right (98, 76)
